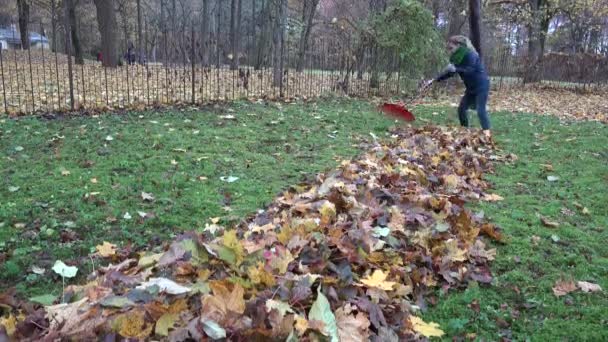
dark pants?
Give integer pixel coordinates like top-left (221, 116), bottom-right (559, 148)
top-left (458, 87), bottom-right (491, 130)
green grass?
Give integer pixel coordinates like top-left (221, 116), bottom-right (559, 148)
top-left (0, 99), bottom-right (396, 296)
top-left (1, 98), bottom-right (606, 340)
top-left (413, 107), bottom-right (608, 341)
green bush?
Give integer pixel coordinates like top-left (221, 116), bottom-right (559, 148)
top-left (372, 0), bottom-right (446, 78)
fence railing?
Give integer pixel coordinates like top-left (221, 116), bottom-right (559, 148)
top-left (1, 33), bottom-right (607, 115)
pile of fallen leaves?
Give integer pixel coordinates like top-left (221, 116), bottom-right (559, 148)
top-left (437, 85), bottom-right (608, 123)
top-left (1, 126), bottom-right (509, 341)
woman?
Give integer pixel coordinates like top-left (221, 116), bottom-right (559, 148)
top-left (425, 35), bottom-right (491, 135)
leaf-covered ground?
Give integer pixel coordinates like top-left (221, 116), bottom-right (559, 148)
top-left (1, 98), bottom-right (607, 340)
top-left (435, 85), bottom-right (608, 124)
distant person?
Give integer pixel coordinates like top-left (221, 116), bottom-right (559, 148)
top-left (97, 52), bottom-right (103, 62)
top-left (424, 35), bottom-right (491, 136)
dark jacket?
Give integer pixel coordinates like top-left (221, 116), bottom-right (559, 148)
top-left (436, 49), bottom-right (489, 94)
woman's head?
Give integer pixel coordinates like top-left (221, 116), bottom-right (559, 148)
top-left (447, 35), bottom-right (476, 54)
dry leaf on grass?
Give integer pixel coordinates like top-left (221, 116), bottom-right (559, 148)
top-left (577, 281), bottom-right (602, 293)
top-left (553, 280), bottom-right (577, 297)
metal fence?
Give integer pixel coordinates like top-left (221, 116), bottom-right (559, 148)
top-left (1, 23), bottom-right (607, 115)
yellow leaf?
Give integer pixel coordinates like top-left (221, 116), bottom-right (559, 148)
top-left (222, 230), bottom-right (245, 266)
top-left (95, 241), bottom-right (117, 258)
top-left (410, 316), bottom-right (444, 337)
top-left (320, 201), bottom-right (337, 225)
top-left (112, 311), bottom-right (153, 339)
top-left (294, 316), bottom-right (310, 335)
top-left (247, 262), bottom-right (276, 287)
top-left (443, 174), bottom-right (460, 188)
top-left (0, 314), bottom-right (16, 336)
top-left (359, 270), bottom-right (396, 291)
top-left (444, 239), bottom-right (467, 262)
top-left (155, 313), bottom-right (178, 336)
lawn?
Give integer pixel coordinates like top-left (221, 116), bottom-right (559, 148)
top-left (1, 98), bottom-right (607, 340)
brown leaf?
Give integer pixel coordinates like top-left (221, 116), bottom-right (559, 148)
top-left (552, 280), bottom-right (577, 297)
top-left (541, 216), bottom-right (560, 228)
top-left (336, 304), bottom-right (370, 342)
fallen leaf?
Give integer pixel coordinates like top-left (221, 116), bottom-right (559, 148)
top-left (141, 191), bottom-right (155, 201)
top-left (105, 135), bottom-right (114, 141)
top-left (266, 299), bottom-right (295, 317)
top-left (155, 313), bottom-right (178, 337)
top-left (541, 216), bottom-right (560, 228)
top-left (95, 241), bottom-right (117, 257)
top-left (336, 304), bottom-right (370, 342)
top-left (137, 278), bottom-right (191, 295)
top-left (577, 281), bottom-right (602, 293)
top-left (220, 176), bottom-right (239, 183)
top-left (581, 207), bottom-right (590, 215)
top-left (409, 316), bottom-right (445, 337)
top-left (100, 295), bottom-right (135, 308)
top-left (552, 280), bottom-right (577, 297)
top-left (112, 311), bottom-right (153, 339)
top-left (359, 270), bottom-right (396, 291)
top-left (309, 289), bottom-right (339, 342)
top-left (32, 266), bottom-right (45, 275)
top-left (123, 212), bottom-right (132, 220)
top-left (30, 294), bottom-right (57, 306)
top-left (483, 193), bottom-right (504, 202)
top-left (547, 175), bottom-right (559, 182)
top-left (0, 314), bottom-right (16, 336)
top-left (8, 186), bottom-right (20, 192)
top-left (201, 319), bottom-right (226, 340)
top-left (52, 260), bottom-right (78, 278)
top-left (60, 168), bottom-right (71, 176)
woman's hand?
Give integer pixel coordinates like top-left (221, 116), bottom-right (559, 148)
top-left (421, 79), bottom-right (434, 91)
top-left (445, 63), bottom-right (456, 73)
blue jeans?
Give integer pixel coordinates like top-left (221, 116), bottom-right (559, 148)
top-left (458, 88), bottom-right (491, 130)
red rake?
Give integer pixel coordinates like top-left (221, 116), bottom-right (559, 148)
top-left (378, 102), bottom-right (416, 122)
top-left (378, 84), bottom-right (431, 122)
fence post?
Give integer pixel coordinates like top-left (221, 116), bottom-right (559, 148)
top-left (63, 0), bottom-right (75, 111)
top-left (27, 42), bottom-right (35, 111)
top-left (191, 26), bottom-right (196, 104)
top-left (0, 48), bottom-right (7, 114)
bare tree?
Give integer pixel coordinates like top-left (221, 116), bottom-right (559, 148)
top-left (201, 0), bottom-right (210, 66)
top-left (230, 0), bottom-right (237, 69)
top-left (137, 0), bottom-right (143, 62)
top-left (296, 0), bottom-right (320, 72)
top-left (68, 0), bottom-right (84, 64)
top-left (272, 0), bottom-right (286, 87)
top-left (93, 0), bottom-right (119, 67)
top-left (469, 0), bottom-right (481, 58)
top-left (17, 0), bottom-right (30, 49)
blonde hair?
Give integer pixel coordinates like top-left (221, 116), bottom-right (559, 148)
top-left (448, 35), bottom-right (477, 54)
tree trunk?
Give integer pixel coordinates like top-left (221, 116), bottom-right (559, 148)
top-left (230, 0), bottom-right (237, 69)
top-left (524, 0), bottom-right (549, 83)
top-left (368, 0), bottom-right (386, 89)
top-left (468, 0), bottom-right (482, 59)
top-left (201, 0), bottom-right (210, 66)
top-left (137, 0), bottom-right (143, 63)
top-left (255, 0), bottom-right (271, 70)
top-left (272, 0), bottom-right (286, 87)
top-left (93, 0), bottom-right (119, 67)
top-left (296, 0), bottom-right (319, 72)
top-left (17, 0), bottom-right (30, 49)
top-left (51, 0), bottom-right (57, 51)
top-left (68, 0), bottom-right (84, 64)
top-left (235, 0), bottom-right (242, 69)
top-left (447, 0), bottom-right (465, 37)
